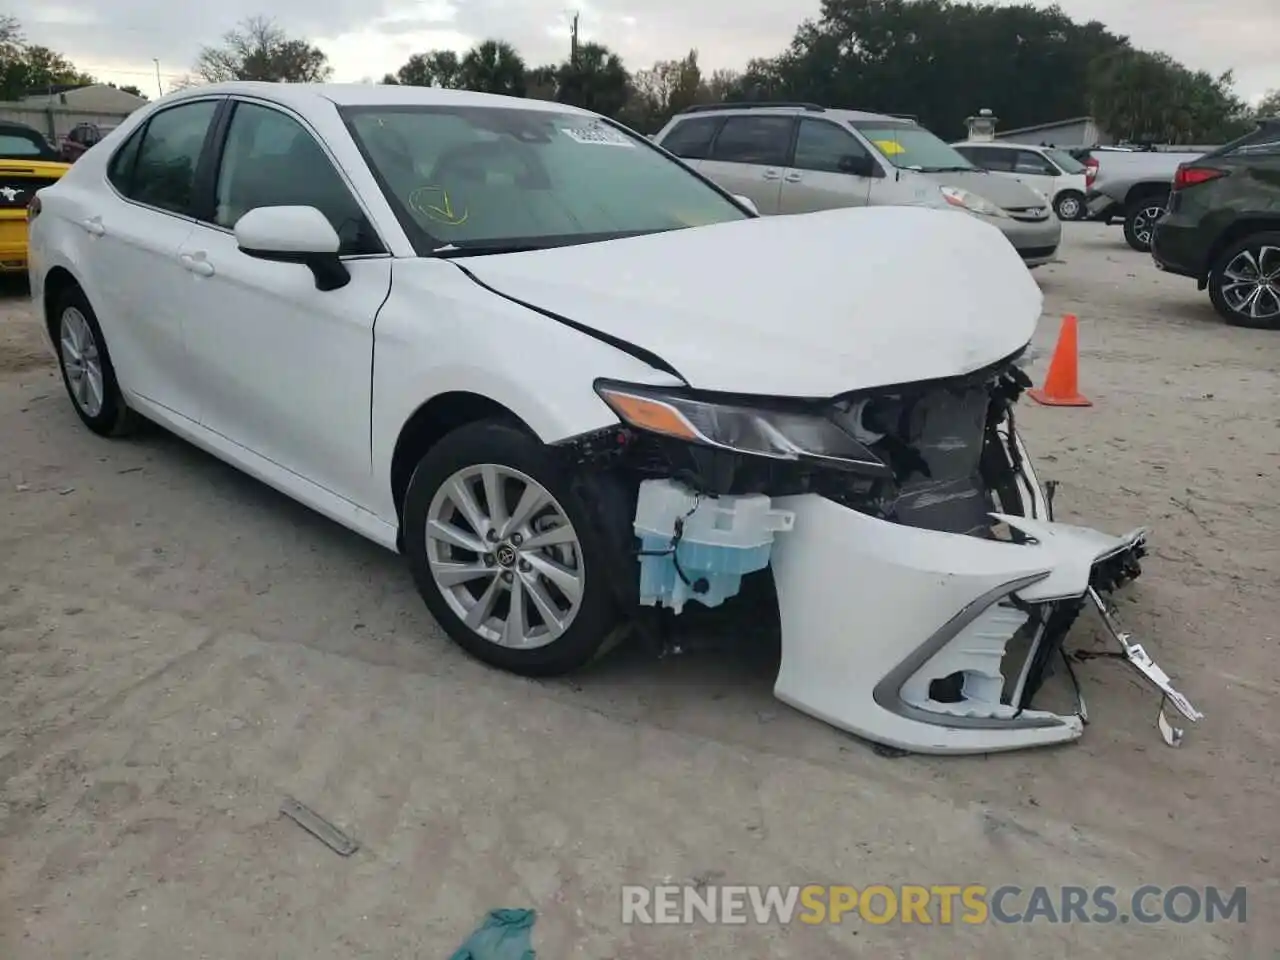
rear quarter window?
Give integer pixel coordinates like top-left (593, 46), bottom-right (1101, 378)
top-left (656, 116), bottom-right (723, 160)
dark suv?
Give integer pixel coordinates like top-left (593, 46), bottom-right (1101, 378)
top-left (1151, 118), bottom-right (1280, 328)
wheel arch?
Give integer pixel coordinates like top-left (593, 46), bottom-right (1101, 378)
top-left (41, 265), bottom-right (84, 342)
top-left (1204, 218), bottom-right (1280, 283)
top-left (389, 391), bottom-right (532, 533)
top-left (1122, 180), bottom-right (1171, 207)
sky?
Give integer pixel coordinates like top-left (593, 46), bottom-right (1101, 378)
top-left (15, 0), bottom-right (1279, 107)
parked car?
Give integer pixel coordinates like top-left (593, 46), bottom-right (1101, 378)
top-left (951, 141), bottom-right (1089, 220)
top-left (59, 122), bottom-right (116, 162)
top-left (653, 102), bottom-right (1061, 268)
top-left (28, 82), bottom-right (1196, 755)
top-left (0, 120), bottom-right (69, 273)
top-left (1080, 147), bottom-right (1208, 251)
top-left (1151, 118), bottom-right (1280, 329)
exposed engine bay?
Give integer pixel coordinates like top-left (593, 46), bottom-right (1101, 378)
top-left (555, 349), bottom-right (1201, 755)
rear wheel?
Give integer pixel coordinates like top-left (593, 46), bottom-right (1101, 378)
top-left (52, 286), bottom-right (138, 437)
top-left (401, 419), bottom-right (621, 676)
top-left (1054, 190), bottom-right (1085, 221)
top-left (1122, 194), bottom-right (1167, 252)
top-left (1207, 232), bottom-right (1280, 329)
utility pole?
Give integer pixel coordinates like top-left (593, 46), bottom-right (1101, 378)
top-left (569, 12), bottom-right (579, 66)
top-left (153, 59), bottom-right (163, 97)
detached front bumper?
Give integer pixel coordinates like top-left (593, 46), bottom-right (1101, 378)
top-left (767, 452), bottom-right (1199, 755)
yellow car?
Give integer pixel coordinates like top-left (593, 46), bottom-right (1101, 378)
top-left (0, 121), bottom-right (71, 273)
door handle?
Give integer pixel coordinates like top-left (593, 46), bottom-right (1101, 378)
top-left (762, 169), bottom-right (781, 180)
top-left (79, 216), bottom-right (105, 236)
top-left (179, 253), bottom-right (215, 277)
top-left (784, 172), bottom-right (802, 183)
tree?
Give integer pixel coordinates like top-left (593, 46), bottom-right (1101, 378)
top-left (623, 50), bottom-right (704, 132)
top-left (1256, 89), bottom-right (1280, 120)
top-left (555, 42), bottom-right (630, 117)
top-left (118, 84), bottom-right (146, 99)
top-left (194, 16), bottom-right (332, 83)
top-left (458, 39), bottom-right (526, 96)
top-left (20, 45), bottom-right (93, 90)
top-left (0, 17), bottom-right (96, 98)
top-left (525, 65), bottom-right (558, 101)
top-left (390, 50), bottom-right (463, 88)
top-left (1086, 47), bottom-right (1252, 144)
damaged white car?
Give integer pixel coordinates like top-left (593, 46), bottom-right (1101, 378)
top-left (29, 83), bottom-right (1200, 754)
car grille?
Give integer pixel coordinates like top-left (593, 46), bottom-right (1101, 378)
top-left (1006, 206), bottom-right (1048, 222)
top-left (0, 175), bottom-right (57, 210)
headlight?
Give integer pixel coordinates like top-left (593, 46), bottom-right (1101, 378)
top-left (939, 186), bottom-right (1009, 219)
top-left (594, 381), bottom-right (890, 475)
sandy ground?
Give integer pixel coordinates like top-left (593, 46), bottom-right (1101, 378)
top-left (1, 224), bottom-right (1277, 958)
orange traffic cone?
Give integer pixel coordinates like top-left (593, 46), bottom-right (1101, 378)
top-left (1028, 314), bottom-right (1092, 407)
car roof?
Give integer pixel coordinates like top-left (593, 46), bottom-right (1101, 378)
top-left (670, 104), bottom-right (908, 125)
top-left (951, 141), bottom-right (1035, 149)
top-left (159, 81), bottom-right (595, 117)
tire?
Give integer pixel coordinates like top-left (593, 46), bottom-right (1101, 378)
top-left (1054, 190), bottom-right (1085, 221)
top-left (52, 284), bottom-right (138, 437)
top-left (402, 419), bottom-right (622, 676)
top-left (1122, 194), bottom-right (1167, 252)
top-left (1207, 231), bottom-right (1280, 330)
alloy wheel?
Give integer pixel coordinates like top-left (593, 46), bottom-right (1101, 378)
top-left (1131, 204), bottom-right (1164, 247)
top-left (1057, 195), bottom-right (1082, 220)
top-left (424, 463), bottom-right (585, 649)
top-left (1219, 244), bottom-right (1280, 323)
top-left (59, 307), bottom-right (105, 418)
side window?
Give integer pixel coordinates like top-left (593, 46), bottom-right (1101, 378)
top-left (793, 118), bottom-right (871, 173)
top-left (657, 117), bottom-right (722, 160)
top-left (973, 147), bottom-right (1015, 172)
top-left (1015, 150), bottom-right (1057, 175)
top-left (106, 126), bottom-right (145, 193)
top-left (214, 101), bottom-right (380, 256)
top-left (129, 100), bottom-right (219, 214)
top-left (710, 116), bottom-right (794, 167)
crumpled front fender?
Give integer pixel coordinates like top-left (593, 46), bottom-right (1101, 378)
top-left (768, 494), bottom-right (1147, 755)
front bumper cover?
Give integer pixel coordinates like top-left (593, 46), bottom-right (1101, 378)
top-left (767, 464), bottom-right (1200, 755)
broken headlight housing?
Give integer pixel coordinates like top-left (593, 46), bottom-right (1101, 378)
top-left (594, 380), bottom-right (890, 475)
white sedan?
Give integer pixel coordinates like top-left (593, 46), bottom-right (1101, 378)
top-left (27, 82), bottom-right (1199, 754)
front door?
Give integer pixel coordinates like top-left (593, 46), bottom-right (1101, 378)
top-left (699, 115), bottom-right (795, 215)
top-left (778, 117), bottom-right (874, 214)
top-left (75, 98), bottom-right (222, 418)
top-left (1010, 149), bottom-right (1060, 202)
top-left (177, 99), bottom-right (392, 506)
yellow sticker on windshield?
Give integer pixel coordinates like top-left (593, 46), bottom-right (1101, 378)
top-left (410, 186), bottom-right (468, 226)
top-left (872, 139), bottom-right (905, 156)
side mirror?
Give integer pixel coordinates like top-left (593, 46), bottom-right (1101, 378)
top-left (234, 205), bottom-right (350, 291)
top-left (838, 154), bottom-right (877, 178)
top-left (732, 194), bottom-right (760, 215)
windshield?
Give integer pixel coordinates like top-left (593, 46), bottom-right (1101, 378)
top-left (0, 128), bottom-right (58, 161)
top-left (341, 105), bottom-right (749, 254)
top-left (850, 121), bottom-right (976, 172)
top-left (1044, 148), bottom-right (1086, 174)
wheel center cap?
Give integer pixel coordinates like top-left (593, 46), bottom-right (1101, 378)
top-left (495, 543), bottom-right (518, 568)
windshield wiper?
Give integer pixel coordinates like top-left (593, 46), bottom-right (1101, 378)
top-left (432, 242), bottom-right (547, 258)
top-left (920, 165), bottom-right (977, 173)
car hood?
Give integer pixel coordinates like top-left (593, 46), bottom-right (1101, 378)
top-left (457, 205), bottom-right (1042, 398)
top-left (919, 169), bottom-right (1050, 209)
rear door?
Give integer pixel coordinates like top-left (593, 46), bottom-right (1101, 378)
top-left (778, 117), bottom-right (874, 213)
top-left (653, 115), bottom-right (723, 172)
top-left (700, 115), bottom-right (796, 214)
top-left (75, 97), bottom-right (223, 418)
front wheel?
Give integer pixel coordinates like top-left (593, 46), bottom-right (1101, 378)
top-left (401, 419), bottom-right (622, 676)
top-left (1054, 190), bottom-right (1085, 221)
top-left (1122, 195), bottom-right (1167, 252)
top-left (1207, 232), bottom-right (1280, 329)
